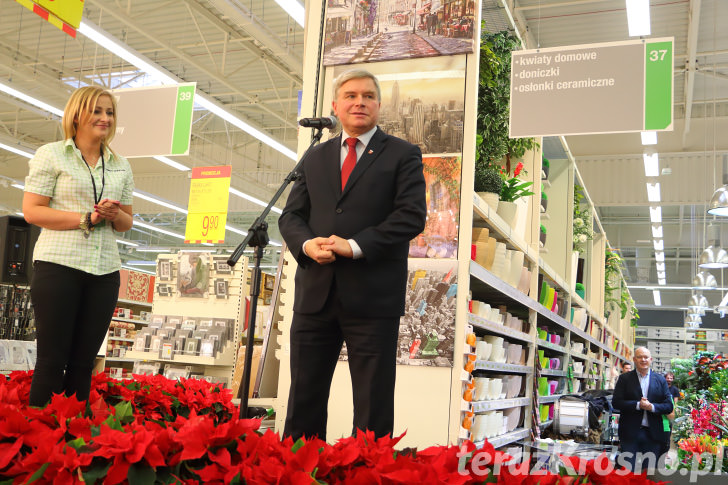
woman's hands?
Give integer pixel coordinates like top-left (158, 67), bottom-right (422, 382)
top-left (93, 198), bottom-right (121, 223)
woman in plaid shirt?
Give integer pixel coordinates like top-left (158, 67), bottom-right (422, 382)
top-left (23, 86), bottom-right (134, 406)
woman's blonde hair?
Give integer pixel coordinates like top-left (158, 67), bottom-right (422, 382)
top-left (62, 86), bottom-right (118, 148)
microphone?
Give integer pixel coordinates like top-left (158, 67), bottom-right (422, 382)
top-left (298, 115), bottom-right (338, 130)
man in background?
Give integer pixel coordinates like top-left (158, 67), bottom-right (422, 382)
top-left (613, 347), bottom-right (673, 472)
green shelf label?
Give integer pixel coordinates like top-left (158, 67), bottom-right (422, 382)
top-left (644, 40), bottom-right (673, 130)
top-left (172, 85), bottom-right (195, 155)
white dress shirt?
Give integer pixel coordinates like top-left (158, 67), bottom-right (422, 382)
top-left (302, 126), bottom-right (378, 260)
top-left (636, 369), bottom-right (655, 426)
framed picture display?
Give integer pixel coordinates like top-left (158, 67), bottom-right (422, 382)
top-left (177, 252), bottom-right (210, 298)
top-left (157, 284), bottom-right (171, 297)
top-left (158, 260), bottom-right (172, 281)
top-left (163, 365), bottom-right (191, 381)
top-left (212, 256), bottom-right (232, 275)
top-left (214, 278), bottom-right (229, 299)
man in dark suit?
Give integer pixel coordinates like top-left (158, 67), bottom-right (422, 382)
top-left (612, 346), bottom-right (673, 472)
top-left (279, 69), bottom-right (427, 441)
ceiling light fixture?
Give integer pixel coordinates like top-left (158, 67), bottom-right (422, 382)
top-left (657, 271), bottom-right (666, 278)
top-left (658, 277), bottom-right (667, 285)
top-left (651, 225), bottom-right (663, 238)
top-left (273, 0), bottom-right (305, 27)
top-left (133, 220), bottom-right (186, 240)
top-left (641, 131), bottom-right (657, 145)
top-left (133, 190), bottom-right (188, 213)
top-left (643, 153), bottom-right (659, 177)
top-left (116, 239), bottom-right (139, 247)
top-left (693, 270), bottom-right (718, 289)
top-left (77, 20), bottom-right (297, 161)
top-left (0, 79), bottom-right (64, 117)
top-left (0, 141), bottom-right (33, 158)
top-left (649, 206), bottom-right (662, 223)
top-left (699, 245), bottom-right (728, 268)
top-left (646, 183), bottom-right (661, 202)
top-left (655, 251), bottom-right (665, 262)
top-left (124, 260), bottom-right (157, 266)
top-left (229, 187), bottom-right (283, 214)
top-left (626, 0), bottom-right (651, 36)
top-left (684, 314), bottom-right (701, 327)
top-left (653, 239), bottom-right (664, 251)
top-left (153, 156), bottom-right (190, 171)
top-left (652, 290), bottom-right (661, 306)
top-left (121, 264), bottom-right (155, 274)
top-left (655, 262), bottom-right (666, 271)
top-left (708, 155), bottom-right (728, 216)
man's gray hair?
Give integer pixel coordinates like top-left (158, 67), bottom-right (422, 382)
top-left (333, 69), bottom-right (381, 101)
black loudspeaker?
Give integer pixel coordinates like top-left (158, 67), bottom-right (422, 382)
top-left (0, 215), bottom-right (40, 285)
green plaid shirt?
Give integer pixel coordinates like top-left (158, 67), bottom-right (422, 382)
top-left (24, 139), bottom-right (134, 275)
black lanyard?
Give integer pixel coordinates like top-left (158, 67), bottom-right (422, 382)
top-left (80, 149), bottom-right (105, 205)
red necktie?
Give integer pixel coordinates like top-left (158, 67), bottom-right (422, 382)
top-left (341, 137), bottom-right (358, 190)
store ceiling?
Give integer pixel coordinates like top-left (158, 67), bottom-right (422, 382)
top-left (0, 0), bottom-right (305, 271)
top-left (0, 0), bottom-right (724, 316)
top-left (488, 0), bottom-right (728, 318)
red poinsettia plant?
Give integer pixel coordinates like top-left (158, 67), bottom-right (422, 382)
top-left (499, 161), bottom-right (534, 202)
top-left (0, 371), bottom-right (666, 484)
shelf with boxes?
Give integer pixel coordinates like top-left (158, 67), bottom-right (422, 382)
top-left (115, 252), bottom-right (249, 386)
top-left (99, 293), bottom-right (152, 378)
top-left (462, 309), bottom-right (533, 447)
top-left (634, 326), bottom-right (728, 372)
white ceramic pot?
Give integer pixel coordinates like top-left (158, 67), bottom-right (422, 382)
top-left (496, 200), bottom-right (519, 227)
top-left (570, 250), bottom-right (580, 291)
top-left (477, 192), bottom-right (499, 211)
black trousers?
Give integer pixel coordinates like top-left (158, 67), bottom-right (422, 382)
top-left (29, 261), bottom-right (119, 406)
top-left (283, 285), bottom-right (400, 442)
top-left (619, 426), bottom-right (665, 472)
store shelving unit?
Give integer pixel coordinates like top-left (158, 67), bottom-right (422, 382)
top-left (123, 253), bottom-right (249, 386)
top-left (273, 0), bottom-right (636, 450)
top-left (635, 326), bottom-right (728, 372)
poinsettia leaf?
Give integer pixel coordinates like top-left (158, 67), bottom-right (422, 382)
top-left (25, 463), bottom-right (50, 484)
top-left (102, 415), bottom-right (124, 432)
top-left (127, 461), bottom-right (157, 485)
top-left (114, 401), bottom-right (135, 423)
top-left (66, 437), bottom-right (86, 450)
top-left (291, 438), bottom-right (305, 453)
top-left (82, 462), bottom-right (112, 484)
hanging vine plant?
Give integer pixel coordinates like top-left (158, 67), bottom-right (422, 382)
top-left (604, 248), bottom-right (640, 326)
top-left (475, 29), bottom-right (539, 177)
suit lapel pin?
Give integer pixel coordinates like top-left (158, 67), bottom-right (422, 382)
top-left (367, 149), bottom-right (374, 154)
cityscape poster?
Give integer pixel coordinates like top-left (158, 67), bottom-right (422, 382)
top-left (323, 0), bottom-right (475, 66)
top-left (329, 55), bottom-right (467, 155)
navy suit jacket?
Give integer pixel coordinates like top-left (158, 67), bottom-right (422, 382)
top-left (278, 127), bottom-right (427, 318)
top-left (612, 369), bottom-right (673, 443)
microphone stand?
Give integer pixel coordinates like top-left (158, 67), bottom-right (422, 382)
top-left (227, 127), bottom-right (325, 420)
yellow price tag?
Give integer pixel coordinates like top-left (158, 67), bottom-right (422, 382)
top-left (185, 166), bottom-right (232, 243)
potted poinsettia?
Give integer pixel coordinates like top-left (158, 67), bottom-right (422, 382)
top-left (541, 191), bottom-right (548, 212)
top-left (540, 224), bottom-right (547, 247)
top-left (497, 161), bottom-right (534, 225)
top-left (575, 282), bottom-right (586, 300)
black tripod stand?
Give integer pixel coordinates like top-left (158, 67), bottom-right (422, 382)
top-left (227, 127), bottom-right (325, 420)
